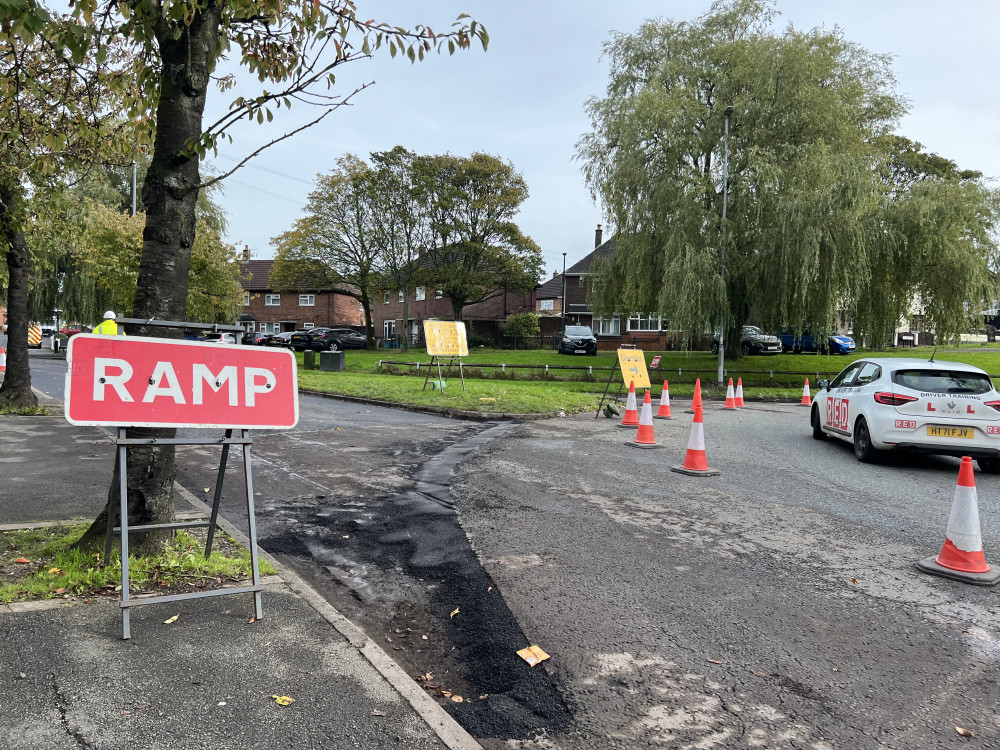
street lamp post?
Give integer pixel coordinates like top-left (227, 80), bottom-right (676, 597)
top-left (717, 105), bottom-right (733, 385)
top-left (562, 252), bottom-right (567, 324)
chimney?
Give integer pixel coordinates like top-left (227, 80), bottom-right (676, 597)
top-left (594, 224), bottom-right (603, 248)
top-left (242, 244), bottom-right (250, 262)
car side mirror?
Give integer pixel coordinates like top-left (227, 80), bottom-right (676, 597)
top-left (818, 379), bottom-right (830, 391)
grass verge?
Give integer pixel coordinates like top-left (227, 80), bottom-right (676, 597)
top-left (0, 523), bottom-right (275, 604)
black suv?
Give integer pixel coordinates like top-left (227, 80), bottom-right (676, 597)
top-left (555, 325), bottom-right (598, 356)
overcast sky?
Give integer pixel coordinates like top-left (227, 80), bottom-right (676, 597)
top-left (204, 1), bottom-right (1000, 278)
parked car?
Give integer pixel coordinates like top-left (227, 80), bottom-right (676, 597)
top-left (555, 325), bottom-right (598, 356)
top-left (307, 327), bottom-right (367, 351)
top-left (203, 332), bottom-right (237, 345)
top-left (811, 357), bottom-right (1000, 472)
top-left (289, 328), bottom-right (321, 352)
top-left (242, 331), bottom-right (273, 346)
top-left (265, 331), bottom-right (297, 347)
top-left (712, 325), bottom-right (782, 355)
top-left (777, 326), bottom-right (856, 354)
top-left (60, 326), bottom-right (83, 338)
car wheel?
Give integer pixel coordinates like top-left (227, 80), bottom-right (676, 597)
top-left (329, 342), bottom-right (340, 352)
top-left (711, 342), bottom-right (719, 355)
top-left (977, 457), bottom-right (1000, 474)
top-left (741, 342), bottom-right (751, 356)
top-left (853, 418), bottom-right (879, 463)
top-left (811, 406), bottom-right (827, 441)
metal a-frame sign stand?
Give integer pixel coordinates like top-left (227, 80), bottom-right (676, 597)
top-left (595, 358), bottom-right (625, 418)
top-left (81, 317), bottom-right (285, 639)
top-left (421, 355), bottom-right (467, 392)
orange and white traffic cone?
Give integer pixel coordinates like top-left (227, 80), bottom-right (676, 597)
top-left (686, 378), bottom-right (702, 414)
top-left (671, 382), bottom-right (720, 476)
top-left (654, 380), bottom-right (672, 420)
top-left (619, 380), bottom-right (640, 428)
top-left (735, 377), bottom-right (745, 408)
top-left (918, 457), bottom-right (1000, 585)
top-left (723, 378), bottom-right (737, 410)
top-left (0, 346), bottom-right (5, 373)
top-left (799, 378), bottom-right (811, 406)
top-left (628, 390), bottom-right (663, 449)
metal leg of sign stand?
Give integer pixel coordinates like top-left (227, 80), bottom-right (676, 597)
top-left (104, 428), bottom-right (264, 639)
top-left (422, 356), bottom-right (466, 392)
top-left (595, 361), bottom-right (623, 418)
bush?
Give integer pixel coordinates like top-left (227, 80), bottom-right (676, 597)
top-left (500, 312), bottom-right (541, 338)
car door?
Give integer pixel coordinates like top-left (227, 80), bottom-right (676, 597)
top-left (818, 361), bottom-right (866, 437)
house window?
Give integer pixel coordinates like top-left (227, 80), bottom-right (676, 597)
top-left (299, 294), bottom-right (315, 306)
top-left (243, 292), bottom-right (250, 306)
top-left (594, 316), bottom-right (621, 336)
top-left (398, 290), bottom-right (404, 303)
top-left (627, 314), bottom-right (662, 331)
top-left (265, 294), bottom-right (281, 306)
top-left (384, 320), bottom-right (396, 338)
top-left (261, 322), bottom-right (279, 334)
top-left (383, 292), bottom-right (390, 304)
top-left (435, 289), bottom-right (443, 299)
top-left (539, 299), bottom-right (554, 311)
top-left (415, 287), bottom-right (426, 301)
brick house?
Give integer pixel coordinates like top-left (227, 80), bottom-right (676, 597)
top-left (369, 284), bottom-right (535, 346)
top-left (239, 256), bottom-right (363, 336)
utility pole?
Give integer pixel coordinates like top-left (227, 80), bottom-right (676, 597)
top-left (562, 253), bottom-right (567, 325)
top-left (717, 105), bottom-right (733, 385)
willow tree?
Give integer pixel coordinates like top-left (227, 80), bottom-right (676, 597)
top-left (577, 0), bottom-right (903, 355)
top-left (3, 0), bottom-right (488, 552)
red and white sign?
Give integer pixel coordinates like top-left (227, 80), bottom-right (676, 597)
top-left (65, 334), bottom-right (298, 429)
top-left (650, 355), bottom-right (661, 369)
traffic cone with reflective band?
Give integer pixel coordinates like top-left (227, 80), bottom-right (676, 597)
top-left (799, 378), bottom-right (811, 406)
top-left (723, 378), bottom-right (737, 410)
top-left (671, 380), bottom-right (721, 476)
top-left (654, 380), bottom-right (673, 420)
top-left (735, 378), bottom-right (745, 408)
top-left (618, 380), bottom-right (640, 428)
top-left (0, 346), bottom-right (5, 373)
top-left (628, 391), bottom-right (663, 449)
top-left (686, 378), bottom-right (702, 414)
top-left (917, 457), bottom-right (1000, 585)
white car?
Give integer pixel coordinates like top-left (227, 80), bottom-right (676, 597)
top-left (811, 357), bottom-right (1000, 472)
top-left (203, 332), bottom-right (237, 345)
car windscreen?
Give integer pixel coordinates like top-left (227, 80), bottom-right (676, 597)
top-left (565, 327), bottom-right (593, 336)
top-left (892, 369), bottom-right (994, 395)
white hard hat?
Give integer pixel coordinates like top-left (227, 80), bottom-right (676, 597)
top-left (103, 310), bottom-right (116, 320)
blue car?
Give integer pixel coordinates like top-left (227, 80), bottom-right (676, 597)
top-left (777, 327), bottom-right (856, 354)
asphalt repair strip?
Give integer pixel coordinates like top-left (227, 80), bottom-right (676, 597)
top-left (253, 423), bottom-right (574, 743)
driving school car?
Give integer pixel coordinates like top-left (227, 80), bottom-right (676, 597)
top-left (810, 357), bottom-right (1000, 472)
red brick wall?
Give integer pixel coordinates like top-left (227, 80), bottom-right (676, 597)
top-left (244, 290), bottom-right (361, 332)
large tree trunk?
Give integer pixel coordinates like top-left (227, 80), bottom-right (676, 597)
top-left (0, 179), bottom-right (38, 409)
top-left (76, 8), bottom-right (223, 555)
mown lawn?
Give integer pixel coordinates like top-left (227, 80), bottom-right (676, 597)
top-left (294, 343), bottom-right (1000, 414)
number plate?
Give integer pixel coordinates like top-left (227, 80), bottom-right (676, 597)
top-left (575, 349), bottom-right (587, 353)
top-left (927, 426), bottom-right (974, 439)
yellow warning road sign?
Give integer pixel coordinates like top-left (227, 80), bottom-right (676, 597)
top-left (616, 349), bottom-right (650, 390)
top-left (28, 325), bottom-right (42, 346)
top-left (423, 321), bottom-right (468, 357)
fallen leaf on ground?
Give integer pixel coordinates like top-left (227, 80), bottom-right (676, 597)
top-left (441, 691), bottom-right (452, 698)
top-left (707, 659), bottom-right (723, 664)
top-left (14, 558), bottom-right (30, 564)
top-left (248, 616), bottom-right (256, 624)
top-left (19, 673), bottom-right (26, 679)
top-left (372, 709), bottom-right (386, 716)
top-left (417, 672), bottom-right (434, 682)
top-left (851, 578), bottom-right (859, 584)
top-left (204, 488), bottom-right (211, 493)
top-left (451, 695), bottom-right (464, 703)
top-left (163, 614), bottom-right (179, 624)
top-left (751, 670), bottom-right (767, 678)
top-left (517, 645), bottom-right (550, 667)
top-left (487, 587), bottom-right (493, 592)
top-left (48, 567), bottom-right (62, 574)
top-left (955, 726), bottom-right (975, 737)
top-left (450, 607), bottom-right (460, 618)
top-left (421, 635), bottom-right (428, 640)
top-left (272, 695), bottom-right (295, 706)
